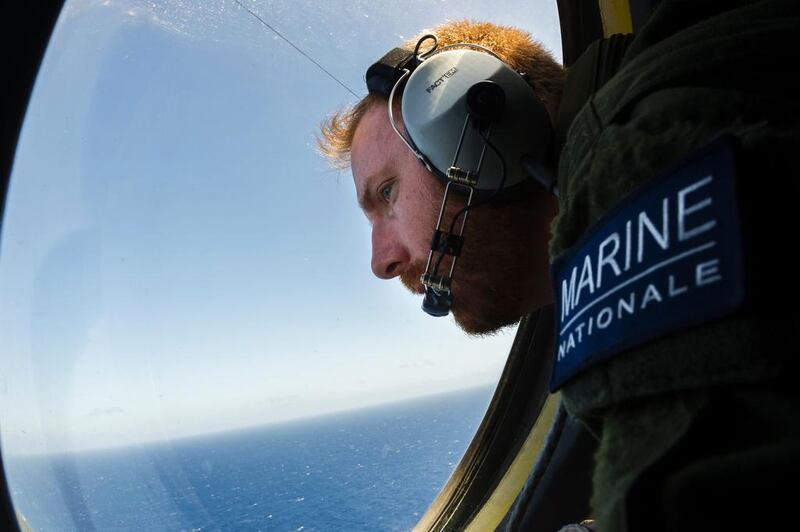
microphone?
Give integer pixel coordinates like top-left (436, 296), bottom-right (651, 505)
top-left (419, 82), bottom-right (507, 318)
top-left (422, 286), bottom-right (453, 317)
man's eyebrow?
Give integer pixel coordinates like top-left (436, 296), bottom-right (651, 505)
top-left (357, 189), bottom-right (371, 211)
top-left (357, 176), bottom-right (378, 211)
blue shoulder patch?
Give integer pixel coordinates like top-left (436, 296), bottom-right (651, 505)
top-left (550, 136), bottom-right (745, 391)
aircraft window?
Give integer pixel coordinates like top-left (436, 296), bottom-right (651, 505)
top-left (0, 1), bottom-right (562, 530)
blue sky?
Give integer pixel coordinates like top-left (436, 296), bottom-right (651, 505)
top-left (0, 0), bottom-right (562, 453)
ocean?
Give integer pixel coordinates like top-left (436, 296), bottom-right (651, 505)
top-left (3, 386), bottom-right (494, 531)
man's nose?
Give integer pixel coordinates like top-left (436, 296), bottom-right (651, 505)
top-left (371, 222), bottom-right (410, 279)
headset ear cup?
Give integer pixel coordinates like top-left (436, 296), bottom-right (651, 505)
top-left (401, 48), bottom-right (553, 191)
top-left (466, 81), bottom-right (505, 129)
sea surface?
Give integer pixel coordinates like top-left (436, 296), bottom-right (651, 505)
top-left (3, 386), bottom-right (494, 531)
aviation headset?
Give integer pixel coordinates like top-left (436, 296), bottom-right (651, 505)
top-left (364, 35), bottom-right (556, 317)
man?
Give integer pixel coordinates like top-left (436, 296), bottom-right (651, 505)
top-left (320, 5), bottom-right (800, 531)
top-left (318, 20), bottom-right (565, 335)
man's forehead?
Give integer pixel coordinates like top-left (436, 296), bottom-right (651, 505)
top-left (352, 103), bottom-right (395, 168)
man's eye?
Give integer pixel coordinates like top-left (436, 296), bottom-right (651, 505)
top-left (380, 183), bottom-right (394, 202)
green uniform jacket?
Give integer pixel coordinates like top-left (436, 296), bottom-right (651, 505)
top-left (551, 1), bottom-right (800, 530)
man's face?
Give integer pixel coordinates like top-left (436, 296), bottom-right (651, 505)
top-left (351, 103), bottom-right (557, 334)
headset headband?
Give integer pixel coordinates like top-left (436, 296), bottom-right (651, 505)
top-left (365, 47), bottom-right (417, 97)
top-left (365, 35), bottom-right (438, 98)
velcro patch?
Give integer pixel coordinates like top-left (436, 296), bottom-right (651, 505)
top-left (550, 136), bottom-right (744, 391)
